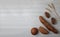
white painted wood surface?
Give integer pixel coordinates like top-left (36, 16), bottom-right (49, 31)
top-left (0, 0), bottom-right (60, 37)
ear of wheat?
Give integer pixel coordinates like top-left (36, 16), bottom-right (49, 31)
top-left (46, 3), bottom-right (60, 20)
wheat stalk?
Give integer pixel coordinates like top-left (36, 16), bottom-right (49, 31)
top-left (45, 8), bottom-right (52, 12)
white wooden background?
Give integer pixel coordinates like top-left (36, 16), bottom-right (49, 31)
top-left (0, 0), bottom-right (60, 37)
